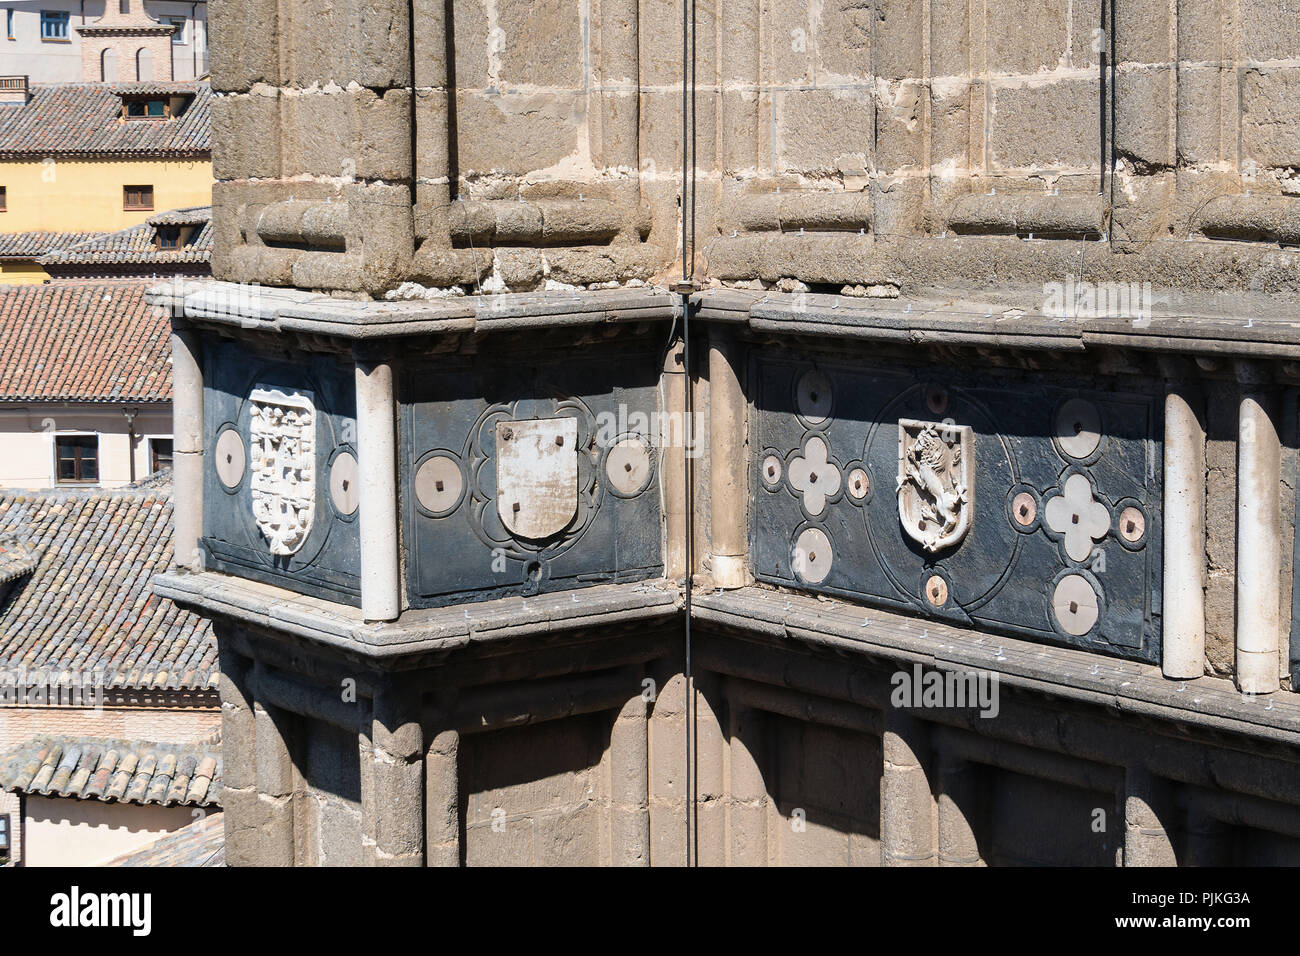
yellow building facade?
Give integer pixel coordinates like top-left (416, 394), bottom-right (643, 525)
top-left (0, 261), bottom-right (49, 283)
top-left (0, 158), bottom-right (212, 233)
top-left (0, 80), bottom-right (212, 283)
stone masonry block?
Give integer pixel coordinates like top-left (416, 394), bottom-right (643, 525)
top-left (1113, 0), bottom-right (1171, 63)
top-left (455, 91), bottom-right (583, 175)
top-left (280, 88), bottom-right (412, 182)
top-left (209, 0), bottom-right (279, 91)
top-left (1240, 0), bottom-right (1300, 60)
top-left (283, 0), bottom-right (411, 88)
top-left (1115, 67), bottom-right (1174, 167)
top-left (985, 0), bottom-right (1067, 74)
top-left (497, 0), bottom-right (584, 88)
top-left (1242, 70), bottom-right (1300, 169)
top-left (412, 0), bottom-right (450, 89)
top-left (532, 804), bottom-right (601, 866)
top-left (990, 78), bottom-right (1099, 170)
top-left (450, 0), bottom-right (491, 89)
top-left (211, 90), bottom-right (282, 182)
top-left (875, 0), bottom-right (924, 80)
top-left (816, 0), bottom-right (875, 80)
top-left (775, 88), bottom-right (876, 176)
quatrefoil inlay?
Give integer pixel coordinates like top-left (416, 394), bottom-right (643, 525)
top-left (1044, 473), bottom-right (1110, 562)
top-left (788, 435), bottom-right (841, 516)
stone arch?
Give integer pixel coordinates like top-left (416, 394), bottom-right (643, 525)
top-left (100, 48), bottom-right (116, 82)
top-left (135, 46), bottom-right (152, 81)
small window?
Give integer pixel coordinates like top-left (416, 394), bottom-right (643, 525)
top-left (39, 9), bottom-right (67, 40)
top-left (124, 184), bottom-right (153, 211)
top-left (156, 225), bottom-right (181, 248)
top-left (124, 98), bottom-right (166, 119)
top-left (149, 438), bottom-right (174, 472)
top-left (56, 435), bottom-right (98, 483)
top-left (0, 187), bottom-right (7, 212)
top-left (6, 10), bottom-right (14, 40)
top-left (168, 16), bottom-right (185, 43)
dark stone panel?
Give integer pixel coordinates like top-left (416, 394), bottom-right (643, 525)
top-left (201, 338), bottom-right (361, 605)
top-left (401, 342), bottom-right (665, 607)
top-left (984, 768), bottom-right (1118, 866)
top-left (750, 353), bottom-right (1163, 663)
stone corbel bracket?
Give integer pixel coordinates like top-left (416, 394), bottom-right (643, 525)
top-left (216, 180), bottom-right (415, 296)
top-left (410, 184), bottom-right (660, 291)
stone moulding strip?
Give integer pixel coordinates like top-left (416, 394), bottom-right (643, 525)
top-left (153, 571), bottom-right (681, 659)
top-left (727, 191), bottom-right (874, 233)
top-left (690, 587), bottom-right (1300, 749)
top-left (146, 281), bottom-right (679, 341)
top-left (693, 288), bottom-right (1300, 357)
top-left (945, 194), bottom-right (1105, 237)
top-left (149, 280), bottom-right (1300, 356)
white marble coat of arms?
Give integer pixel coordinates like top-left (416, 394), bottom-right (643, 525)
top-left (249, 386), bottom-right (316, 555)
top-left (496, 417), bottom-right (579, 540)
top-left (897, 418), bottom-right (973, 552)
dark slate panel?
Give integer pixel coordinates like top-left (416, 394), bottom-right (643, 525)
top-left (401, 342), bottom-right (665, 608)
top-left (202, 339), bottom-right (361, 605)
top-left (750, 352), bottom-right (1164, 664)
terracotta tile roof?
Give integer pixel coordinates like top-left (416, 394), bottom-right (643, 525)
top-left (0, 82), bottom-right (211, 158)
top-left (0, 281), bottom-right (173, 402)
top-left (0, 531), bottom-right (37, 585)
top-left (101, 812), bottom-right (225, 866)
top-left (0, 732), bottom-right (222, 807)
top-left (0, 484), bottom-right (218, 691)
top-left (147, 206), bottom-right (210, 227)
top-left (40, 207), bottom-right (211, 269)
top-left (0, 231), bottom-right (108, 260)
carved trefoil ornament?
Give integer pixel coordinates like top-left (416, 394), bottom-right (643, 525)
top-left (897, 418), bottom-right (973, 552)
top-left (249, 386), bottom-right (316, 556)
top-left (496, 417), bottom-right (579, 540)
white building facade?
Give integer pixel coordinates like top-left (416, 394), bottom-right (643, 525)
top-left (0, 0), bottom-right (206, 82)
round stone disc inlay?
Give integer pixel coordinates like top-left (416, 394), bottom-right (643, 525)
top-left (762, 454), bottom-right (783, 487)
top-left (215, 428), bottom-right (246, 489)
top-left (1053, 574), bottom-right (1100, 636)
top-left (796, 370), bottom-right (833, 424)
top-left (1119, 506), bottom-right (1145, 543)
top-left (924, 574), bottom-right (949, 607)
top-left (1055, 398), bottom-right (1102, 459)
top-left (792, 527), bottom-right (832, 584)
top-left (847, 468), bottom-right (870, 500)
top-left (1012, 491), bottom-right (1037, 526)
top-left (606, 437), bottom-right (652, 495)
top-left (415, 455), bottom-right (464, 514)
top-left (329, 451), bottom-right (358, 516)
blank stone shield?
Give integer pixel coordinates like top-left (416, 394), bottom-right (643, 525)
top-left (496, 417), bottom-right (579, 540)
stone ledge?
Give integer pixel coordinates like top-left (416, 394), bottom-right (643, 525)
top-left (694, 287), bottom-right (1300, 356)
top-left (148, 279), bottom-right (679, 341)
top-left (692, 587), bottom-right (1300, 749)
top-left (158, 566), bottom-right (1300, 746)
top-left (151, 279), bottom-right (1300, 357)
top-left (153, 570), bottom-right (682, 659)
